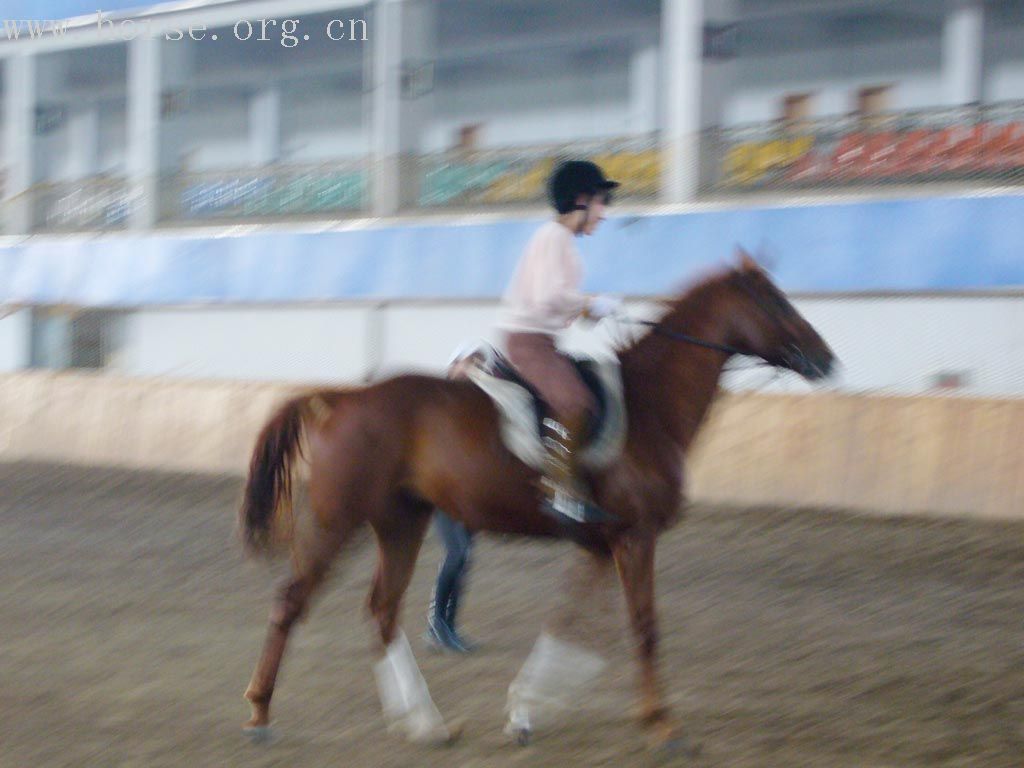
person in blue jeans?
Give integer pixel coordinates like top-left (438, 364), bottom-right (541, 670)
top-left (425, 511), bottom-right (476, 653)
top-left (424, 341), bottom-right (493, 653)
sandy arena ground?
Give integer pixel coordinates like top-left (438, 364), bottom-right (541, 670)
top-left (1, 461), bottom-right (1023, 768)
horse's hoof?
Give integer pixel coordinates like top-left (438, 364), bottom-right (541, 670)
top-left (242, 725), bottom-right (274, 745)
top-left (503, 724), bottom-right (531, 746)
top-left (503, 715), bottom-right (532, 746)
top-left (406, 718), bottom-right (462, 746)
top-left (661, 735), bottom-right (700, 758)
top-left (439, 718), bottom-right (465, 746)
top-left (651, 730), bottom-right (700, 759)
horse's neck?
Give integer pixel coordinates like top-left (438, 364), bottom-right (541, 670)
top-left (620, 285), bottom-right (731, 454)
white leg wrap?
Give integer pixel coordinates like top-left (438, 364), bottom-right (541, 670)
top-left (505, 631), bottom-right (607, 734)
top-left (374, 631), bottom-right (448, 742)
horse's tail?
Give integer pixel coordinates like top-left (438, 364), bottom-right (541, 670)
top-left (239, 391), bottom-right (334, 556)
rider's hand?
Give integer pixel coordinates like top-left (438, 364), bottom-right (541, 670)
top-left (586, 294), bottom-right (623, 320)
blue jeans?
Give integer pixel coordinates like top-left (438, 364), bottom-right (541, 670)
top-left (430, 512), bottom-right (474, 629)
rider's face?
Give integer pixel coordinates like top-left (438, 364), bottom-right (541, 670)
top-left (580, 194), bottom-right (607, 236)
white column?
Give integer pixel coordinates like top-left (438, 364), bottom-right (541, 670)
top-left (67, 105), bottom-right (101, 180)
top-left (249, 86), bottom-right (282, 166)
top-left (371, 0), bottom-right (435, 215)
top-left (943, 0), bottom-right (985, 106)
top-left (661, 0), bottom-right (703, 202)
top-left (127, 34), bottom-right (161, 228)
top-left (31, 311), bottom-right (72, 369)
top-left (158, 42), bottom-right (193, 173)
top-left (629, 46), bottom-right (660, 135)
top-left (699, 0), bottom-right (737, 192)
top-left (0, 309), bottom-right (32, 372)
top-left (372, 0), bottom-right (402, 215)
top-left (3, 55), bottom-right (37, 234)
top-left (700, 0), bottom-right (737, 129)
top-left (398, 0), bottom-right (434, 159)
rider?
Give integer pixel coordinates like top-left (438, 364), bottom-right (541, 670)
top-left (499, 159), bottom-right (622, 525)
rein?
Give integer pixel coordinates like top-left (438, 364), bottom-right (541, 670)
top-left (614, 268), bottom-right (810, 377)
top-left (633, 319), bottom-right (748, 357)
top-left (617, 317), bottom-right (779, 375)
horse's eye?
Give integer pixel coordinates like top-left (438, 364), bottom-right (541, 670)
top-left (763, 291), bottom-right (794, 319)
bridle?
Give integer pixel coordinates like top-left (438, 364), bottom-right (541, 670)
top-left (618, 271), bottom-right (816, 375)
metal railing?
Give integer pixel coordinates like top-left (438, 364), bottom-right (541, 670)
top-left (33, 177), bottom-right (134, 232)
top-left (415, 133), bottom-right (661, 209)
top-left (22, 99), bottom-right (1024, 235)
top-left (159, 160), bottom-right (370, 222)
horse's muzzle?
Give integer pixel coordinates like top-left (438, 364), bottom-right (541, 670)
top-left (785, 343), bottom-right (835, 381)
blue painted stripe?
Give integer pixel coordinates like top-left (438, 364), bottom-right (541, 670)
top-left (1, 194), bottom-right (1022, 306)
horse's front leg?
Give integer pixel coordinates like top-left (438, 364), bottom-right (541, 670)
top-left (612, 533), bottom-right (686, 750)
top-left (504, 548), bottom-right (614, 744)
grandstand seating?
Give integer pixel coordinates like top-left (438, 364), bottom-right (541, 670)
top-left (720, 104), bottom-right (1024, 189)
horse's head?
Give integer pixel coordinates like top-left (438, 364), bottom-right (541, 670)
top-left (720, 249), bottom-right (835, 380)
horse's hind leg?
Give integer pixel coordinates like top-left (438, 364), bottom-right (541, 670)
top-left (243, 507), bottom-right (359, 735)
top-left (368, 497), bottom-right (457, 743)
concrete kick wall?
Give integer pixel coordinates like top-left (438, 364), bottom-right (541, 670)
top-left (0, 371), bottom-right (1020, 521)
top-left (0, 373), bottom-right (296, 477)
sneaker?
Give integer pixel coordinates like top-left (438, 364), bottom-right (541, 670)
top-left (423, 616), bottom-right (449, 651)
top-left (424, 615), bottom-right (472, 654)
top-left (446, 628), bottom-right (476, 654)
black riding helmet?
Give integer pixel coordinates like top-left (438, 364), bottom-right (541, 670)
top-left (548, 159), bottom-right (620, 214)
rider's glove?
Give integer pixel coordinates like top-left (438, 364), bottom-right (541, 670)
top-left (586, 294), bottom-right (623, 320)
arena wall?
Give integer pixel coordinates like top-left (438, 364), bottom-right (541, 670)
top-left (0, 371), bottom-right (1018, 521)
top-left (1, 192), bottom-right (1020, 517)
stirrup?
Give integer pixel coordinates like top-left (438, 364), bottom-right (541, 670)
top-left (542, 481), bottom-right (617, 525)
top-left (539, 418), bottom-right (615, 525)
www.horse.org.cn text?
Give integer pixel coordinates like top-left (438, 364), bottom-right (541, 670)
top-left (80, 12), bottom-right (368, 46)
top-left (165, 17), bottom-right (368, 46)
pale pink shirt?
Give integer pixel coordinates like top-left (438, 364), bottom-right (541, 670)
top-left (499, 220), bottom-right (588, 335)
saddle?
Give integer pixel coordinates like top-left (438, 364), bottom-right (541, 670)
top-left (466, 346), bottom-right (627, 472)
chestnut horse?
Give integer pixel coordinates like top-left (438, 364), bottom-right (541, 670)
top-left (238, 252), bottom-right (834, 748)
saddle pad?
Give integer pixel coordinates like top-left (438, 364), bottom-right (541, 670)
top-left (467, 358), bottom-right (627, 472)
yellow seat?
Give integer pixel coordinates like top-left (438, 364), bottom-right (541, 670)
top-left (481, 159), bottom-right (553, 203)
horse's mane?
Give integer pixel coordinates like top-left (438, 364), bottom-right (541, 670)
top-left (617, 265), bottom-right (736, 364)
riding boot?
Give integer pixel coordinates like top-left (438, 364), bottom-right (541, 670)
top-left (540, 416), bottom-right (616, 525)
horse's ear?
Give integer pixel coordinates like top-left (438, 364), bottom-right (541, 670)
top-left (734, 246), bottom-right (760, 272)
